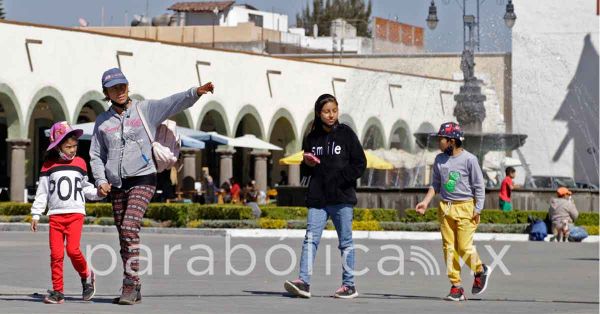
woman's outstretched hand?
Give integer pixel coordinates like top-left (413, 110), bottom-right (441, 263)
top-left (197, 82), bottom-right (214, 96)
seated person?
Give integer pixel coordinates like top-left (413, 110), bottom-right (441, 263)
top-left (548, 187), bottom-right (579, 242)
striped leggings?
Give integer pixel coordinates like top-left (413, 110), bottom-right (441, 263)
top-left (111, 185), bottom-right (155, 284)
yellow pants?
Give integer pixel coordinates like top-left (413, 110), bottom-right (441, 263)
top-left (438, 200), bottom-right (484, 286)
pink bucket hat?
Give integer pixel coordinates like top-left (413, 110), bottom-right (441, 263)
top-left (47, 121), bottom-right (83, 151)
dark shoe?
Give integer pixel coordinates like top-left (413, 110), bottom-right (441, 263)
top-left (43, 290), bottom-right (65, 304)
top-left (472, 264), bottom-right (490, 295)
top-left (113, 284), bottom-right (142, 304)
top-left (445, 286), bottom-right (466, 301)
top-left (82, 271), bottom-right (96, 301)
top-left (284, 279), bottom-right (311, 298)
top-left (334, 285), bottom-right (358, 299)
top-left (118, 279), bottom-right (142, 305)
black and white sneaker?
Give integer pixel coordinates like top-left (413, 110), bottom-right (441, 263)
top-left (334, 285), bottom-right (358, 299)
top-left (82, 270), bottom-right (96, 301)
top-left (284, 279), bottom-right (311, 298)
top-left (446, 286), bottom-right (466, 301)
top-left (472, 264), bottom-right (490, 295)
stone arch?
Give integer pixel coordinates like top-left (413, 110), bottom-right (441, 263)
top-left (73, 90), bottom-right (107, 124)
top-left (268, 108), bottom-right (298, 151)
top-left (233, 105), bottom-right (265, 139)
top-left (170, 110), bottom-right (193, 128)
top-left (268, 111), bottom-right (298, 187)
top-left (25, 86), bottom-right (69, 132)
top-left (389, 119), bottom-right (413, 152)
top-left (339, 113), bottom-right (358, 132)
top-left (0, 83), bottom-right (23, 139)
top-left (361, 117), bottom-right (386, 149)
top-left (26, 86), bottom-right (70, 186)
top-left (197, 100), bottom-right (230, 136)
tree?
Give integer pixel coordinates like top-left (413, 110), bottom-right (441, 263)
top-left (296, 0), bottom-right (372, 37)
top-left (0, 0), bottom-right (5, 20)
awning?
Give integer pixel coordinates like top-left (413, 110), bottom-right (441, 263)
top-left (278, 150), bottom-right (394, 170)
top-left (229, 134), bottom-right (283, 151)
top-left (45, 122), bottom-right (205, 149)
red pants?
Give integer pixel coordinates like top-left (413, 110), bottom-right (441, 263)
top-left (49, 213), bottom-right (89, 293)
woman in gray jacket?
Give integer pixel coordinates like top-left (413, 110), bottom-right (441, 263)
top-left (90, 68), bottom-right (214, 305)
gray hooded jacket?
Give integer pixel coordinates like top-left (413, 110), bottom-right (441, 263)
top-left (90, 88), bottom-right (200, 188)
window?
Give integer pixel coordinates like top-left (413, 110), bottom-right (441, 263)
top-left (249, 14), bottom-right (263, 27)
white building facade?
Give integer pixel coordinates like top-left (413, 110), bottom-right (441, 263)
top-left (512, 0), bottom-right (599, 186)
top-left (172, 2), bottom-right (288, 32)
top-left (0, 20), bottom-right (509, 202)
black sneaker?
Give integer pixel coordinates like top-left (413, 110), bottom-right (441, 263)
top-left (445, 286), bottom-right (466, 301)
top-left (43, 290), bottom-right (65, 304)
top-left (284, 279), bottom-right (311, 298)
top-left (472, 264), bottom-right (490, 295)
top-left (334, 285), bottom-right (358, 299)
top-left (82, 271), bottom-right (96, 301)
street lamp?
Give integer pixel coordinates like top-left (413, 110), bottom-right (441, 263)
top-left (503, 0), bottom-right (517, 29)
top-left (426, 1), bottom-right (439, 30)
top-left (212, 7), bottom-right (219, 48)
top-left (425, 0), bottom-right (517, 133)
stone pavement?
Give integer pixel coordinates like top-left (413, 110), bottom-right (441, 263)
top-left (0, 231), bottom-right (597, 313)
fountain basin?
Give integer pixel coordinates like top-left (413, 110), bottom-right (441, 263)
top-left (414, 132), bottom-right (528, 154)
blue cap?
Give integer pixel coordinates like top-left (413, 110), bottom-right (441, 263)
top-left (101, 68), bottom-right (129, 88)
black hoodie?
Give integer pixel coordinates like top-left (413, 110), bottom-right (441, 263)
top-left (301, 123), bottom-right (367, 208)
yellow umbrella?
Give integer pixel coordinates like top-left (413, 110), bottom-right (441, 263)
top-left (364, 150), bottom-right (394, 170)
top-left (279, 150), bottom-right (394, 170)
top-left (278, 151), bottom-right (303, 165)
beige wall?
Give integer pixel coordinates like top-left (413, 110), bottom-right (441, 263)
top-left (84, 23), bottom-right (282, 44)
top-left (303, 53), bottom-right (512, 131)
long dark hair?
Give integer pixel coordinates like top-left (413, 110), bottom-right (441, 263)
top-left (309, 94), bottom-right (339, 135)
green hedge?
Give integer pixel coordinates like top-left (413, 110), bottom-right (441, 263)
top-left (1, 202), bottom-right (597, 227)
top-left (0, 203), bottom-right (31, 215)
top-left (260, 206), bottom-right (398, 222)
top-left (403, 209), bottom-right (599, 226)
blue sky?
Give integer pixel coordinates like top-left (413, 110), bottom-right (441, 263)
top-left (4, 0), bottom-right (512, 52)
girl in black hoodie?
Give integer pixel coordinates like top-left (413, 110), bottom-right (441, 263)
top-left (284, 94), bottom-right (366, 299)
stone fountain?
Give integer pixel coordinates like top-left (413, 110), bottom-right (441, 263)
top-left (414, 37), bottom-right (527, 165)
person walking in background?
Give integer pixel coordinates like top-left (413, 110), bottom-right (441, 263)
top-left (499, 167), bottom-right (517, 212)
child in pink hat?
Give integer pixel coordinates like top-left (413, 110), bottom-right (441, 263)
top-left (30, 121), bottom-right (104, 304)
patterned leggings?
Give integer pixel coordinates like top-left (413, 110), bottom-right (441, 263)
top-left (111, 185), bottom-right (156, 284)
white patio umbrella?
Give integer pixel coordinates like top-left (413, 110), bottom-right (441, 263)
top-left (176, 128), bottom-right (231, 145)
top-left (229, 134), bottom-right (283, 151)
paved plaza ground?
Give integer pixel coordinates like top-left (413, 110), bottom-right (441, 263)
top-left (0, 231), bottom-right (598, 313)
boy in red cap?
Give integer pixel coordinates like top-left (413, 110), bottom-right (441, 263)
top-left (30, 121), bottom-right (104, 304)
top-left (416, 122), bottom-right (490, 301)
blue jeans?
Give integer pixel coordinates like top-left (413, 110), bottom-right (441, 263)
top-left (298, 204), bottom-right (355, 287)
